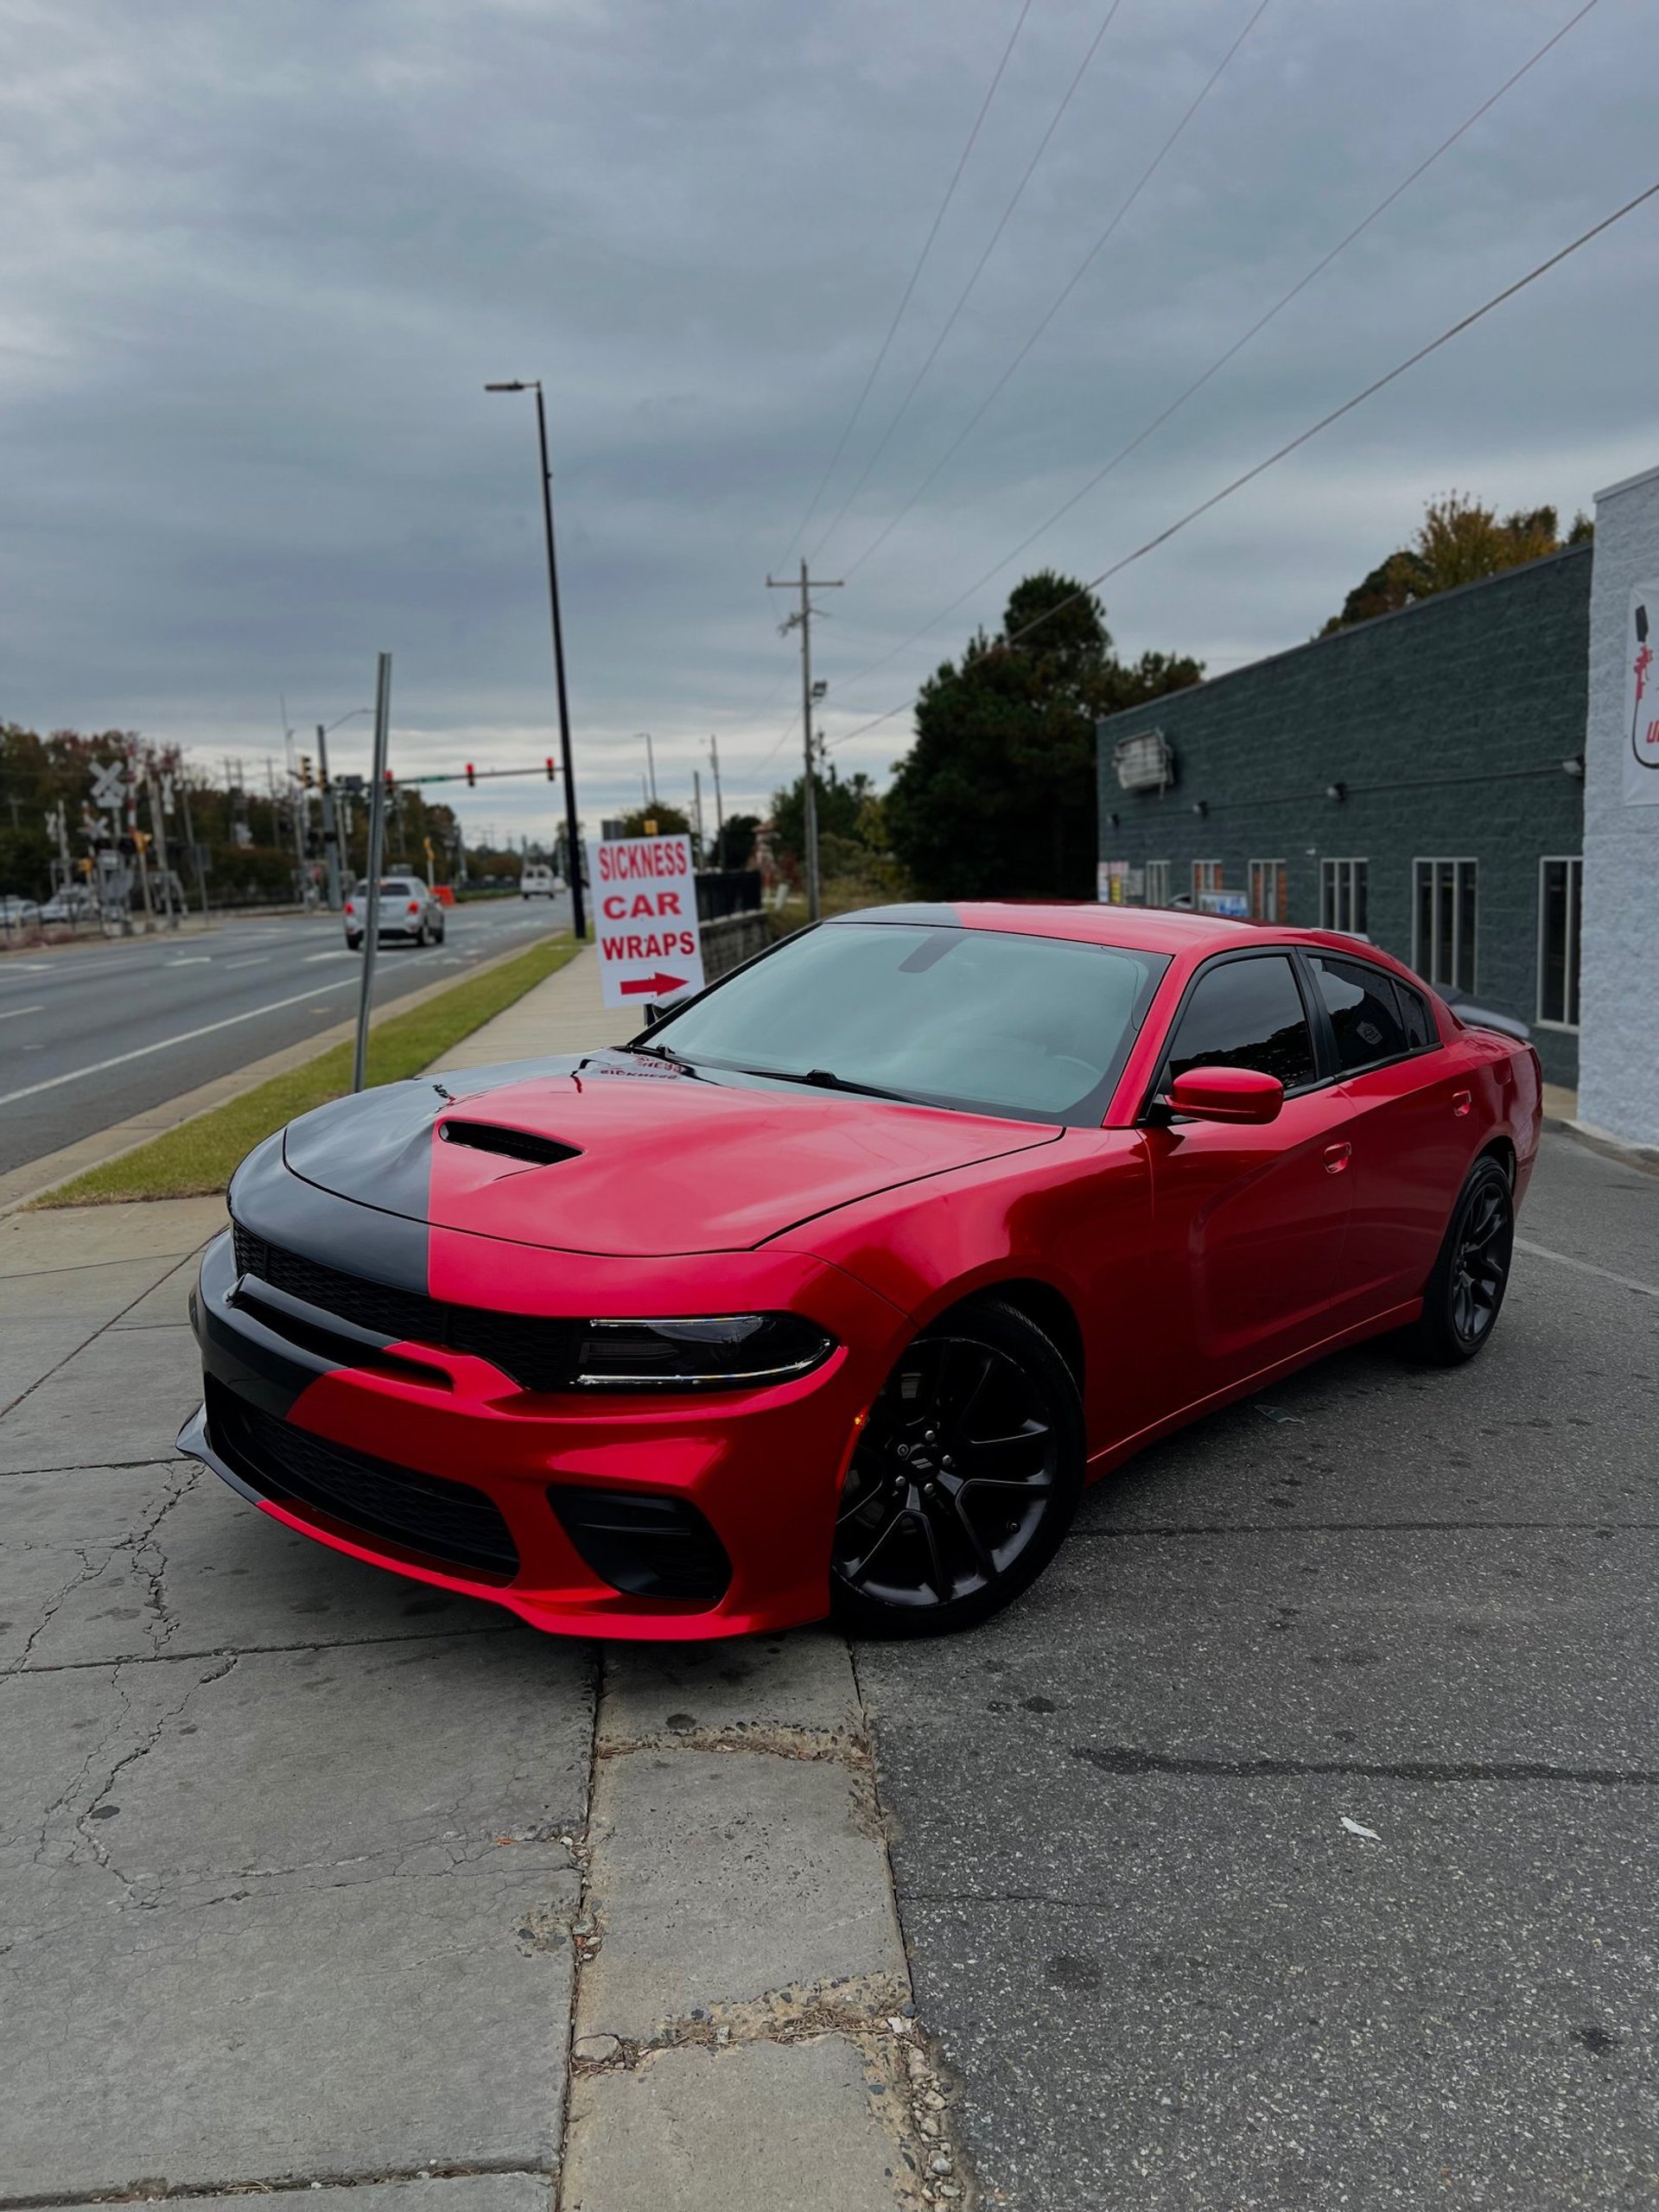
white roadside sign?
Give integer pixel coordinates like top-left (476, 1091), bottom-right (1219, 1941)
top-left (588, 833), bottom-right (707, 1012)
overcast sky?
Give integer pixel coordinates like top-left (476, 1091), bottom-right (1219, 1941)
top-left (3, 0), bottom-right (1654, 844)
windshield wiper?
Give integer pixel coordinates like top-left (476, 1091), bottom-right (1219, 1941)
top-left (626, 1040), bottom-right (694, 1065)
top-left (738, 1064), bottom-right (914, 1103)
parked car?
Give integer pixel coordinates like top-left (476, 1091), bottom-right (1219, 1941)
top-left (181, 905), bottom-right (1541, 1643)
top-left (0, 894), bottom-right (41, 930)
top-left (41, 887), bottom-right (97, 923)
top-left (343, 876), bottom-right (445, 950)
top-left (521, 863), bottom-right (559, 899)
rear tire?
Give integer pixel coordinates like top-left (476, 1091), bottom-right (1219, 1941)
top-left (830, 1298), bottom-right (1085, 1638)
top-left (346, 932), bottom-right (362, 951)
top-left (1406, 1155), bottom-right (1515, 1365)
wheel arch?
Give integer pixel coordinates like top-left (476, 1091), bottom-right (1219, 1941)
top-left (930, 1274), bottom-right (1085, 1398)
top-left (1478, 1135), bottom-right (1517, 1187)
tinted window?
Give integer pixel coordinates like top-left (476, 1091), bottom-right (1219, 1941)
top-left (1393, 976), bottom-right (1434, 1050)
top-left (650, 922), bottom-right (1168, 1125)
top-left (1164, 956), bottom-right (1317, 1090)
top-left (1311, 955), bottom-right (1409, 1072)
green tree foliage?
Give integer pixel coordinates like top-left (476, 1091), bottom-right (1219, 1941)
top-left (768, 766), bottom-right (876, 868)
top-left (882, 572), bottom-right (1202, 900)
top-left (614, 802), bottom-right (692, 839)
top-left (711, 812), bottom-right (760, 870)
top-left (1322, 492), bottom-right (1593, 634)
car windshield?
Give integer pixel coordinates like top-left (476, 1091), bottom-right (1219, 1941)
top-left (352, 880), bottom-right (418, 897)
top-left (645, 920), bottom-right (1167, 1124)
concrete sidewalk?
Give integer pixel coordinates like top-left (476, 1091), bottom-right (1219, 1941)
top-left (1, 945), bottom-right (957, 2212)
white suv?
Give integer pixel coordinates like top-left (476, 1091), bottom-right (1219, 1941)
top-left (521, 864), bottom-right (560, 899)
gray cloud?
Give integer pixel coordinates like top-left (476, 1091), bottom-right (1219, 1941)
top-left (2, 0), bottom-right (1651, 836)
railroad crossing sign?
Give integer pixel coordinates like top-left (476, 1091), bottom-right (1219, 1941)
top-left (588, 832), bottom-right (706, 1012)
top-left (89, 760), bottom-right (125, 810)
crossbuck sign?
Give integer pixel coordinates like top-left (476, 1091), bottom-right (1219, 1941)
top-left (588, 833), bottom-right (707, 1012)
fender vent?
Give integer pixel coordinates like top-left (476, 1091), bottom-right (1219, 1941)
top-left (437, 1119), bottom-right (581, 1166)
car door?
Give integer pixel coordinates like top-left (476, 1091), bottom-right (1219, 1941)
top-left (1304, 951), bottom-right (1474, 1308)
top-left (1141, 949), bottom-right (1355, 1393)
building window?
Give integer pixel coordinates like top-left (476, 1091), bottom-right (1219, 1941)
top-left (1320, 858), bottom-right (1369, 937)
top-left (1192, 860), bottom-right (1223, 903)
top-left (1413, 858), bottom-right (1478, 993)
top-left (1146, 860), bottom-right (1171, 908)
top-left (1537, 856), bottom-right (1582, 1029)
top-left (1249, 859), bottom-right (1287, 924)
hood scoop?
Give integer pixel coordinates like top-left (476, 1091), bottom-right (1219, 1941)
top-left (436, 1119), bottom-right (581, 1167)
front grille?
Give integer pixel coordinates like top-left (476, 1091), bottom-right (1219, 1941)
top-left (549, 1485), bottom-right (731, 1605)
top-left (232, 1225), bottom-right (583, 1393)
top-left (207, 1378), bottom-right (519, 1580)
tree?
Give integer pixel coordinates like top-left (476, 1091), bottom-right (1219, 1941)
top-left (614, 802), bottom-right (691, 838)
top-left (882, 572), bottom-right (1202, 900)
top-left (767, 766), bottom-right (876, 870)
top-left (1322, 492), bottom-right (1589, 634)
top-left (711, 812), bottom-right (760, 870)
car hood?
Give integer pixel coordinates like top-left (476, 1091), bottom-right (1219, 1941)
top-left (280, 1051), bottom-right (1063, 1257)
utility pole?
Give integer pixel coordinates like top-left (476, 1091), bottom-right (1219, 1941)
top-left (353, 653), bottom-right (393, 1094)
top-left (709, 735), bottom-right (724, 864)
top-left (693, 768), bottom-right (704, 865)
top-left (315, 724), bottom-right (343, 910)
top-left (766, 559), bottom-right (842, 922)
top-left (643, 732), bottom-right (658, 806)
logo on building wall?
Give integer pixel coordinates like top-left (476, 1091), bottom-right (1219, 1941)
top-left (1111, 730), bottom-right (1174, 791)
top-left (1624, 582), bottom-right (1659, 806)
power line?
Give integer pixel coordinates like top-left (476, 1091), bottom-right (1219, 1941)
top-left (825, 175), bottom-right (1659, 753)
top-left (823, 0), bottom-right (1601, 700)
top-left (808, 0), bottom-right (1128, 567)
top-left (837, 0), bottom-right (1274, 584)
top-left (772, 0), bottom-right (1036, 571)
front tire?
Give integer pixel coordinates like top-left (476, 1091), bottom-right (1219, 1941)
top-left (1407, 1155), bottom-right (1515, 1365)
top-left (346, 932), bottom-right (363, 951)
top-left (830, 1298), bottom-right (1085, 1637)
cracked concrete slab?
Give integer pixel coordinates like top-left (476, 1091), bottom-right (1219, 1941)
top-left (108, 1251), bottom-right (200, 1326)
top-left (46, 2183), bottom-right (555, 2212)
top-left (563, 2036), bottom-right (907, 2211)
top-left (0, 1319), bottom-right (203, 1471)
top-left (2, 1853), bottom-right (578, 2198)
top-left (601, 1626), bottom-right (863, 1753)
top-left (0, 1454), bottom-right (506, 1669)
top-left (0, 1313), bottom-right (106, 1407)
top-left (578, 1747), bottom-right (906, 2045)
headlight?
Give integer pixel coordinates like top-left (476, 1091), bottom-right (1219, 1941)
top-left (575, 1313), bottom-right (836, 1391)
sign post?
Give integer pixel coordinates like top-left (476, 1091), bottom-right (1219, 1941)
top-left (352, 653), bottom-right (393, 1094)
top-left (588, 832), bottom-right (706, 1012)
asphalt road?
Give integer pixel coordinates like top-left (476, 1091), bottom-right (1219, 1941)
top-left (0, 893), bottom-right (570, 1175)
top-left (856, 1130), bottom-right (1659, 2210)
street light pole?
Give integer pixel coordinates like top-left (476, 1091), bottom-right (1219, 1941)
top-left (486, 380), bottom-right (586, 940)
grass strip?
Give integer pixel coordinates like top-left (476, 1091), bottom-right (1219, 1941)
top-left (37, 935), bottom-right (580, 1207)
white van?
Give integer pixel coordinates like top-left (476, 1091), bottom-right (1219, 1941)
top-left (521, 864), bottom-right (558, 899)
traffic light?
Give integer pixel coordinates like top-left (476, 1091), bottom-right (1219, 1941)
top-left (546, 757), bottom-right (556, 781)
top-left (466, 763), bottom-right (476, 788)
top-left (299, 754), bottom-right (314, 790)
top-left (384, 769), bottom-right (394, 790)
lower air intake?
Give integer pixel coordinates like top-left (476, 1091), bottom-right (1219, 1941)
top-left (549, 1485), bottom-right (731, 1605)
top-left (207, 1379), bottom-right (519, 1581)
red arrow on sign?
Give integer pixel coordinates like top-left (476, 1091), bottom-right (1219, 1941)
top-left (620, 971), bottom-right (687, 998)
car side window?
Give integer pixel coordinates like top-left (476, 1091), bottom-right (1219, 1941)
top-left (1163, 956), bottom-right (1318, 1092)
top-left (1310, 954), bottom-right (1410, 1073)
top-left (1393, 976), bottom-right (1435, 1050)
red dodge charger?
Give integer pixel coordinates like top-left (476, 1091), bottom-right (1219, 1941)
top-left (180, 904), bottom-right (1540, 1638)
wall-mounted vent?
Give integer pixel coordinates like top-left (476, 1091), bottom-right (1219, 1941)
top-left (437, 1120), bottom-right (581, 1167)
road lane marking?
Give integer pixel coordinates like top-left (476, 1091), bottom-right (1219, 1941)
top-left (304, 950), bottom-right (351, 962)
top-left (0, 978), bottom-right (359, 1108)
top-left (167, 954), bottom-right (212, 965)
top-left (1515, 1236), bottom-right (1659, 1300)
top-left (0, 1004), bottom-right (45, 1021)
top-left (225, 956), bottom-right (270, 969)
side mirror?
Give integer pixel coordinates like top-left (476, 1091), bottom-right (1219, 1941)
top-left (1166, 1066), bottom-right (1285, 1125)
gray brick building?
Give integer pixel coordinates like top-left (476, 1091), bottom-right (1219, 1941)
top-left (1095, 543), bottom-right (1590, 1085)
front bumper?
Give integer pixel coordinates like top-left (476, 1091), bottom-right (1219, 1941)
top-left (181, 1226), bottom-right (906, 1639)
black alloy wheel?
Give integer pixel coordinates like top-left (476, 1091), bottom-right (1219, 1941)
top-left (830, 1298), bottom-right (1085, 1637)
top-left (1408, 1154), bottom-right (1516, 1365)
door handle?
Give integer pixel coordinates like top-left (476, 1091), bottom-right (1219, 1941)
top-left (1323, 1141), bottom-right (1351, 1175)
top-left (1452, 1089), bottom-right (1472, 1118)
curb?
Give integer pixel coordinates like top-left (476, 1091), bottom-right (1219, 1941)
top-left (558, 1635), bottom-right (972, 2211)
top-left (0, 931), bottom-right (572, 1217)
